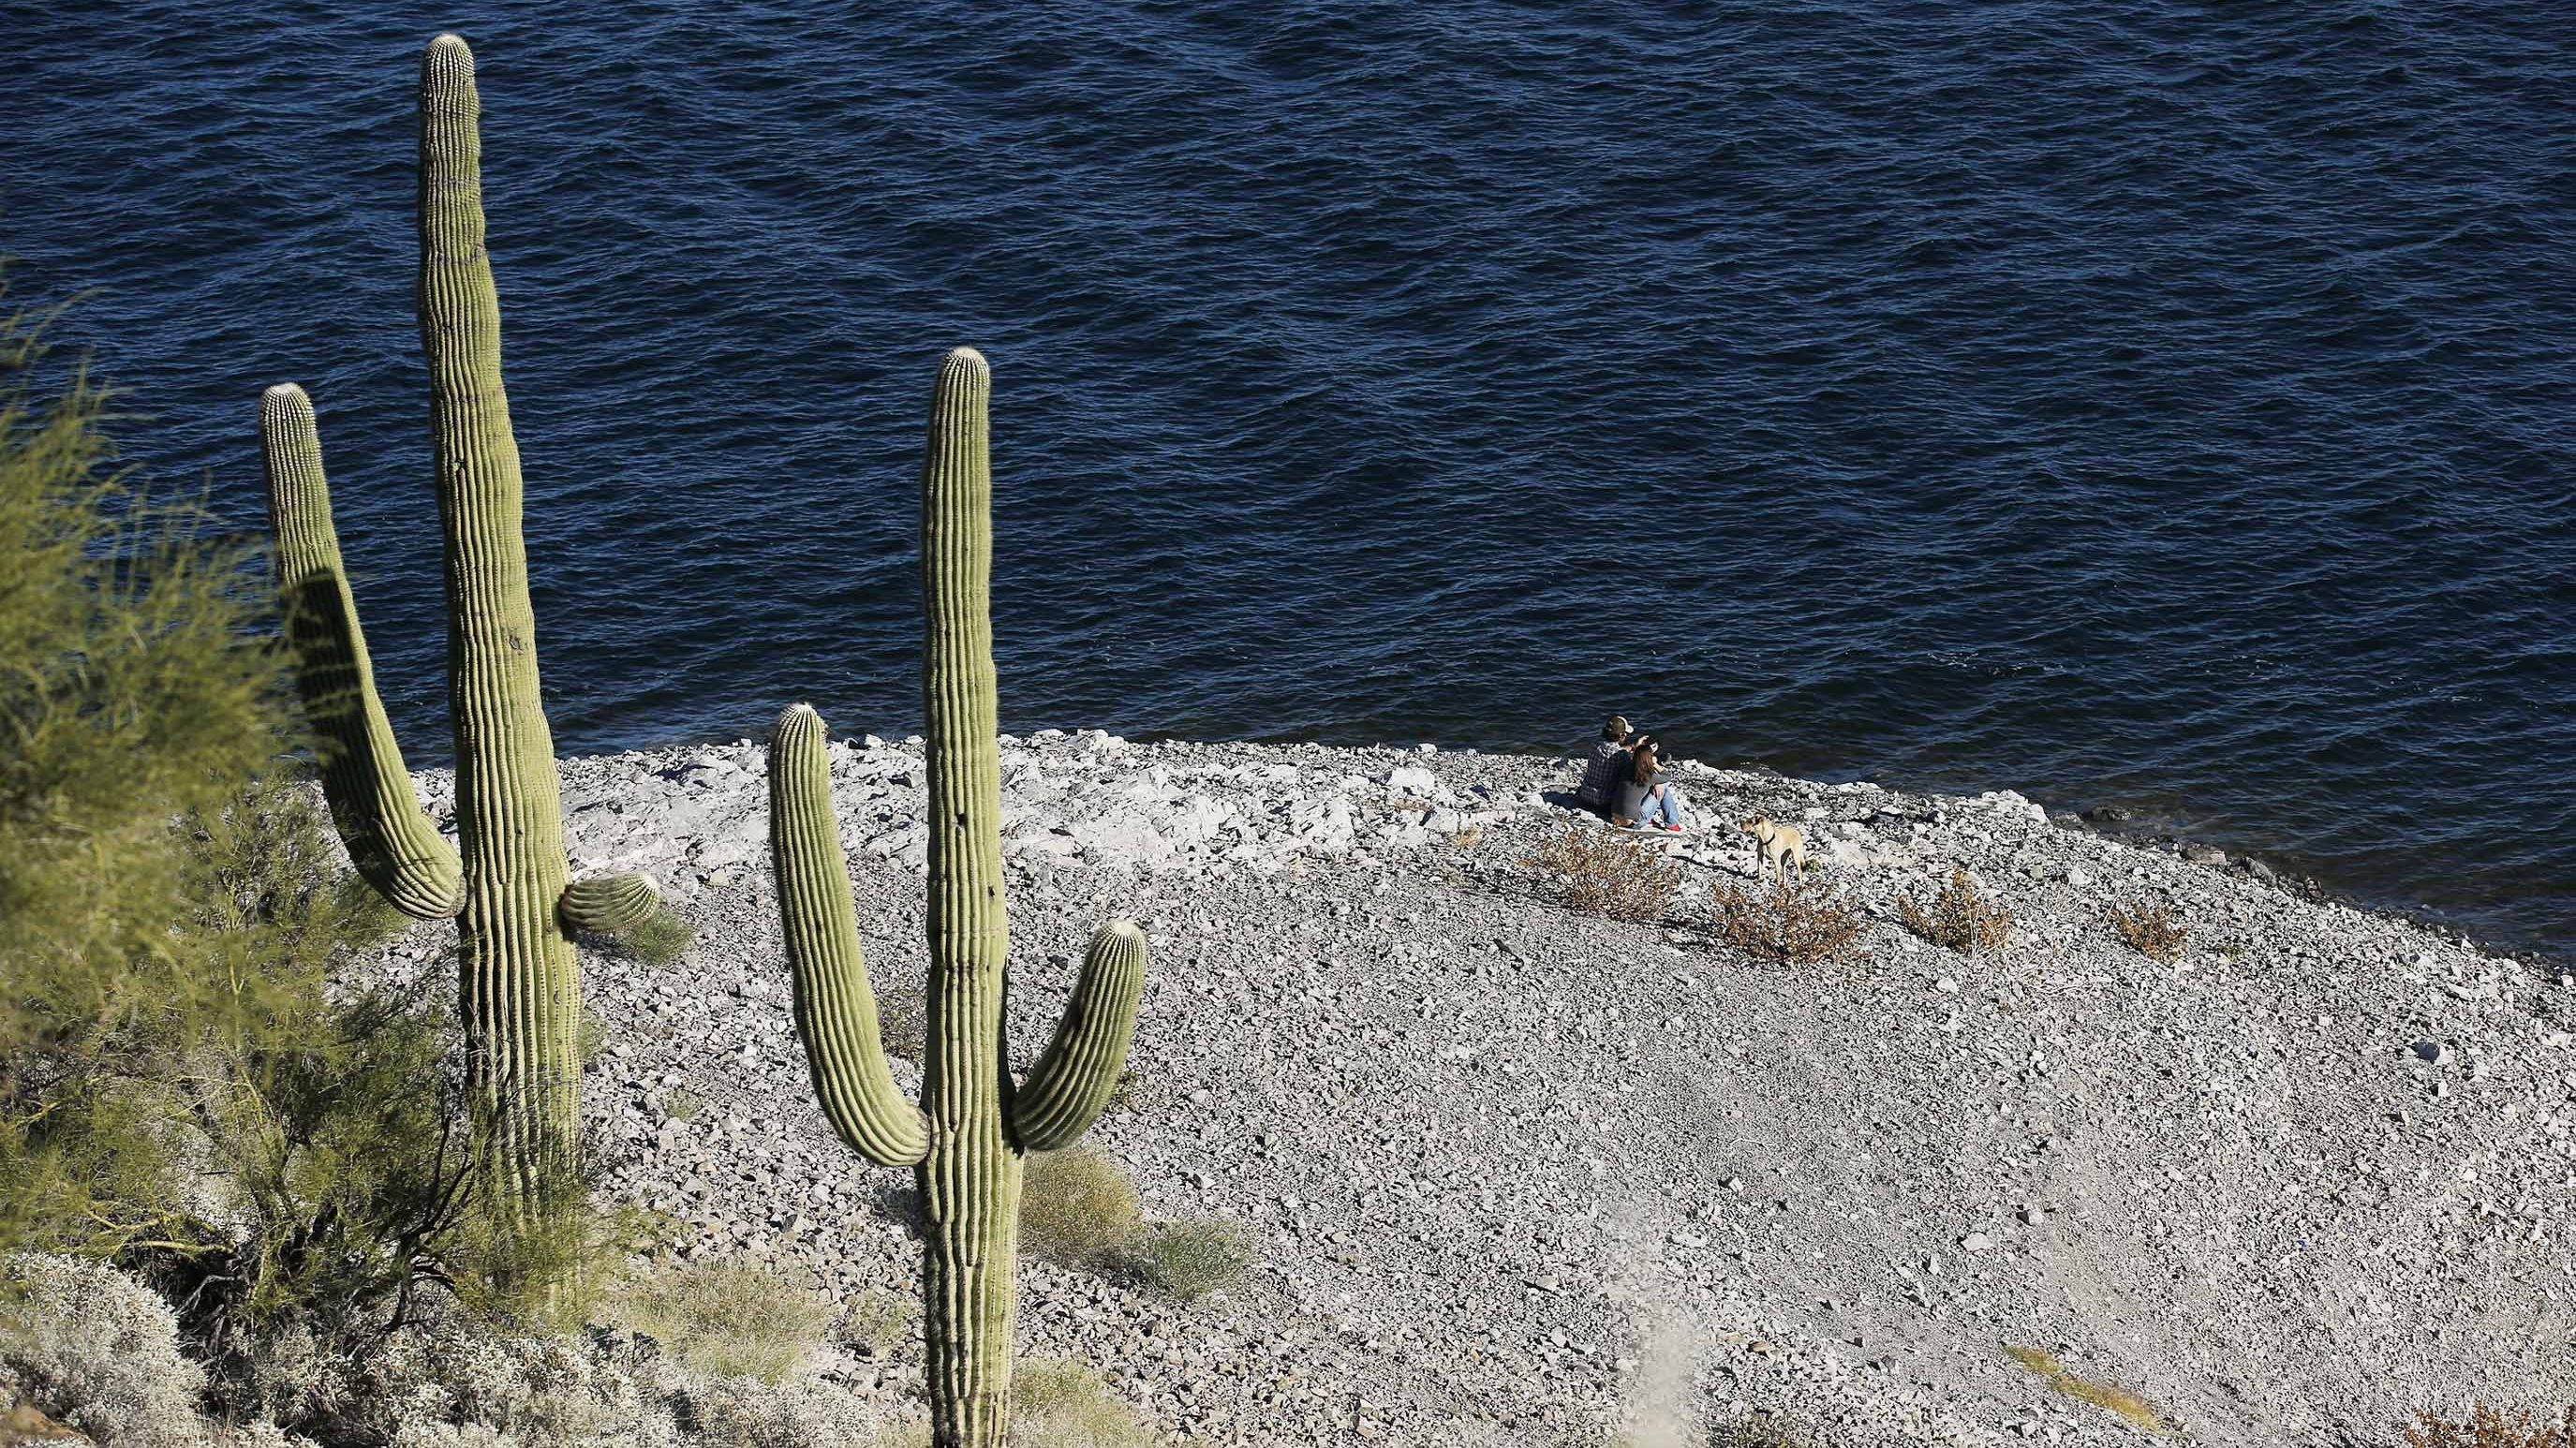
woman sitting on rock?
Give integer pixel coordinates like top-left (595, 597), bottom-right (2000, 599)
top-left (1619, 738), bottom-right (1686, 832)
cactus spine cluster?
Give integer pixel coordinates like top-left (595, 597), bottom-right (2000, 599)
top-left (769, 349), bottom-right (1146, 1447)
top-left (259, 33), bottom-right (656, 1202)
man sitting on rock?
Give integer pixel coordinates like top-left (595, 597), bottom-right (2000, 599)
top-left (1575, 716), bottom-right (1635, 816)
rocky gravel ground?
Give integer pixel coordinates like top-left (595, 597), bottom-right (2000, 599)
top-left (376, 730), bottom-right (2576, 1448)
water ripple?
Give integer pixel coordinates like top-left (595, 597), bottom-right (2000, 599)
top-left (10, 0), bottom-right (2572, 954)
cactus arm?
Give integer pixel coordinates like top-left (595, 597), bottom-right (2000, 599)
top-left (1010, 920), bottom-right (1146, 1152)
top-left (418, 32), bottom-right (583, 1189)
top-left (769, 704), bottom-right (929, 1168)
top-left (259, 384), bottom-right (464, 921)
top-left (557, 871), bottom-right (660, 935)
top-left (918, 347), bottom-right (1016, 1448)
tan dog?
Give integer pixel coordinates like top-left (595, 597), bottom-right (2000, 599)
top-left (1737, 816), bottom-right (1806, 889)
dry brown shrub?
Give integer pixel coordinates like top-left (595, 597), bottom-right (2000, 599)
top-left (1526, 823), bottom-right (1679, 923)
top-left (1707, 878), bottom-right (1864, 966)
top-left (1896, 866), bottom-right (2014, 955)
top-left (2406, 1405), bottom-right (2576, 1448)
top-left (2109, 897), bottom-right (2188, 962)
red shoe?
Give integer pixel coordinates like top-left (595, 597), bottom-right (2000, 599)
top-left (1658, 821), bottom-right (1681, 832)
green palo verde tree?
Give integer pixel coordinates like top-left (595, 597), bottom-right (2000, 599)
top-left (257, 34), bottom-right (667, 1208)
top-left (767, 348), bottom-right (1147, 1448)
top-left (0, 280), bottom-right (281, 1257)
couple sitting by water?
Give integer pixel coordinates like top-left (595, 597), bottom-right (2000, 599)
top-left (1575, 715), bottom-right (1687, 832)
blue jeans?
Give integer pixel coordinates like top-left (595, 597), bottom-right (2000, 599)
top-left (1635, 784), bottom-right (1683, 828)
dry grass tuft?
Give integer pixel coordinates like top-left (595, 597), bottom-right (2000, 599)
top-left (835, 1282), bottom-right (917, 1350)
top-left (1896, 866), bottom-right (2014, 954)
top-left (1527, 823), bottom-right (1680, 923)
top-left (629, 907), bottom-right (698, 965)
top-left (1021, 1146), bottom-right (1144, 1268)
top-left (597, 905), bottom-right (697, 966)
top-left (1012, 1358), bottom-right (1155, 1448)
top-left (2005, 1345), bottom-right (2166, 1433)
top-left (616, 1260), bottom-right (833, 1384)
top-left (1023, 1150), bottom-right (1247, 1300)
top-left (836, 1286), bottom-right (916, 1356)
top-left (2406, 1405), bottom-right (2576, 1447)
top-left (1126, 1218), bottom-right (1255, 1301)
top-left (2109, 897), bottom-right (2188, 962)
top-left (1707, 878), bottom-right (1865, 966)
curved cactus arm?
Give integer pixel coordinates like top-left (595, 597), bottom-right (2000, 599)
top-left (1010, 920), bottom-right (1146, 1152)
top-left (770, 703), bottom-right (929, 1168)
top-left (259, 383), bottom-right (464, 921)
top-left (558, 871), bottom-right (659, 934)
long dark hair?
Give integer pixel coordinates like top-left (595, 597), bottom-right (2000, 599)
top-left (1630, 737), bottom-right (1662, 784)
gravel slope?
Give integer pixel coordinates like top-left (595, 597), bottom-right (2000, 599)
top-left (377, 731), bottom-right (2576, 1447)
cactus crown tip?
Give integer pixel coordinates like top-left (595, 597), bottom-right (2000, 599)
top-left (423, 32), bottom-right (476, 78)
top-left (1104, 918), bottom-right (1144, 939)
top-left (262, 381), bottom-right (308, 402)
top-left (940, 346), bottom-right (990, 372)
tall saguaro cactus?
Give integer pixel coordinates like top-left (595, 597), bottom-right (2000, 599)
top-left (768, 349), bottom-right (1147, 1447)
top-left (259, 34), bottom-right (658, 1203)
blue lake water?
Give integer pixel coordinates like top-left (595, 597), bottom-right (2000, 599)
top-left (12, 2), bottom-right (2573, 955)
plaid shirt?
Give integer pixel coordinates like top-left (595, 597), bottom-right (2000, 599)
top-left (1576, 739), bottom-right (1629, 809)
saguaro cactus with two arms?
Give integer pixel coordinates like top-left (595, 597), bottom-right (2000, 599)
top-left (259, 34), bottom-right (659, 1204)
top-left (768, 348), bottom-right (1147, 1446)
